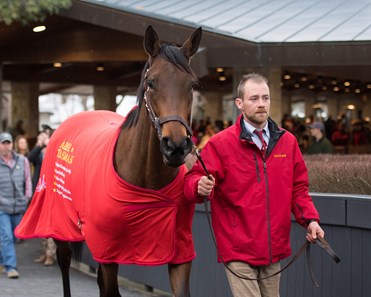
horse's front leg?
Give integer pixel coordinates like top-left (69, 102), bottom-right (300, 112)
top-left (168, 262), bottom-right (192, 297)
top-left (54, 239), bottom-right (72, 297)
top-left (98, 263), bottom-right (121, 297)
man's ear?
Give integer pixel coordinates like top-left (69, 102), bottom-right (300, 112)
top-left (235, 97), bottom-right (243, 110)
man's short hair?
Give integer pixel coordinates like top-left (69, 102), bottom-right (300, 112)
top-left (237, 73), bottom-right (268, 99)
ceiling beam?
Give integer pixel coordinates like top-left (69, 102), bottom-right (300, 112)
top-left (0, 25), bottom-right (147, 63)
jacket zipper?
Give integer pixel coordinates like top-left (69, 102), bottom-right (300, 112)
top-left (263, 160), bottom-right (272, 263)
top-left (10, 162), bottom-right (17, 214)
top-left (253, 153), bottom-right (260, 182)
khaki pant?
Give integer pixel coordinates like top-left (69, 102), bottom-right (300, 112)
top-left (43, 238), bottom-right (56, 258)
top-left (225, 261), bottom-right (281, 297)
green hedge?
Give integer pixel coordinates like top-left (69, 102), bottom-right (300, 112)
top-left (0, 0), bottom-right (72, 25)
top-left (304, 154), bottom-right (371, 195)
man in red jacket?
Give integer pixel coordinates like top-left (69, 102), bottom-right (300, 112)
top-left (184, 73), bottom-right (324, 297)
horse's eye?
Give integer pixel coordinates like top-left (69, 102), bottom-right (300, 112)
top-left (146, 80), bottom-right (154, 89)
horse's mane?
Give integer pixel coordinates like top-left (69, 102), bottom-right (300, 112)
top-left (122, 44), bottom-right (197, 129)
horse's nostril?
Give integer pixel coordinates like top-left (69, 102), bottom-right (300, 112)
top-left (160, 137), bottom-right (192, 157)
top-left (161, 137), bottom-right (174, 155)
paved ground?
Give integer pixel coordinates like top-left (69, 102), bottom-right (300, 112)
top-left (1, 238), bottom-right (170, 297)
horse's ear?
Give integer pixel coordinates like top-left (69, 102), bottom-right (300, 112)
top-left (181, 27), bottom-right (202, 59)
top-left (144, 25), bottom-right (160, 57)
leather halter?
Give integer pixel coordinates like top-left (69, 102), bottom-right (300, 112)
top-left (193, 146), bottom-right (340, 287)
top-left (143, 70), bottom-right (193, 141)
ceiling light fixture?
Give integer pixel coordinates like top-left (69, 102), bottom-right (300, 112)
top-left (218, 70), bottom-right (226, 82)
top-left (216, 67), bottom-right (224, 73)
top-left (33, 25), bottom-right (46, 33)
top-left (53, 62), bottom-right (62, 68)
top-left (96, 63), bottom-right (104, 72)
top-left (283, 72), bottom-right (291, 80)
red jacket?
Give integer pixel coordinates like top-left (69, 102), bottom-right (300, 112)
top-left (184, 115), bottom-right (319, 266)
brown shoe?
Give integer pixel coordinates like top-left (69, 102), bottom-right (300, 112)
top-left (43, 256), bottom-right (55, 266)
top-left (34, 254), bottom-right (46, 263)
top-left (7, 269), bottom-right (19, 279)
top-left (0, 265), bottom-right (5, 274)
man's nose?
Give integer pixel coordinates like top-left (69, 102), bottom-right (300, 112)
top-left (258, 99), bottom-right (267, 107)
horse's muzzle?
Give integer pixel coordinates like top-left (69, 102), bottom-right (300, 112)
top-left (160, 136), bottom-right (193, 167)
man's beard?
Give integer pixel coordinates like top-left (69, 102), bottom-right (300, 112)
top-left (247, 112), bottom-right (268, 125)
top-left (1, 149), bottom-right (12, 157)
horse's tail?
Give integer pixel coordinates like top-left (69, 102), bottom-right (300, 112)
top-left (70, 241), bottom-right (84, 267)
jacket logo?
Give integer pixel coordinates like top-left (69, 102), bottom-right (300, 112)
top-left (274, 154), bottom-right (287, 158)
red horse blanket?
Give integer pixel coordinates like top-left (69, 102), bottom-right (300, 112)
top-left (15, 110), bottom-right (196, 265)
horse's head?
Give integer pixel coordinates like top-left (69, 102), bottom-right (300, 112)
top-left (142, 25), bottom-right (202, 167)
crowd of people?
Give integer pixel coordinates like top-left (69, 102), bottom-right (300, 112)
top-left (192, 118), bottom-right (233, 151)
top-left (281, 114), bottom-right (371, 154)
top-left (193, 113), bottom-right (370, 157)
top-left (0, 124), bottom-right (55, 279)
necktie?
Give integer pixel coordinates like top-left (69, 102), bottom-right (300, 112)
top-left (254, 130), bottom-right (267, 156)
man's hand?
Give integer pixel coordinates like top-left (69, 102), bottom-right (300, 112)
top-left (306, 221), bottom-right (325, 243)
top-left (197, 175), bottom-right (215, 197)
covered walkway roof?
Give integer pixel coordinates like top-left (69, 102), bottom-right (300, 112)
top-left (1, 0), bottom-right (371, 96)
top-left (83, 0), bottom-right (371, 43)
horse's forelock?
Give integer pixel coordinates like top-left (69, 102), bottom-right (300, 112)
top-left (161, 44), bottom-right (196, 79)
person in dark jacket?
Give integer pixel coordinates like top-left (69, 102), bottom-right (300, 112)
top-left (28, 131), bottom-right (49, 193)
top-left (0, 132), bottom-right (32, 278)
top-left (184, 73), bottom-right (324, 297)
top-left (307, 121), bottom-right (333, 154)
top-left (28, 131), bottom-right (56, 266)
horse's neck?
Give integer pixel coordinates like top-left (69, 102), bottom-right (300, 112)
top-left (114, 111), bottom-right (179, 190)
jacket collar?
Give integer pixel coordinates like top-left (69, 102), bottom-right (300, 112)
top-left (237, 114), bottom-right (285, 155)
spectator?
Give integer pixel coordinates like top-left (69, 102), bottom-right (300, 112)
top-left (14, 135), bottom-right (29, 157)
top-left (0, 132), bottom-right (32, 278)
top-left (197, 124), bottom-right (216, 151)
top-left (184, 73), bottom-right (324, 297)
top-left (307, 122), bottom-right (334, 154)
top-left (325, 116), bottom-right (336, 141)
top-left (331, 122), bottom-right (350, 146)
top-left (214, 120), bottom-right (225, 133)
top-left (351, 120), bottom-right (367, 146)
top-left (41, 124), bottom-right (53, 137)
top-left (28, 131), bottom-right (55, 266)
top-left (8, 120), bottom-right (25, 139)
top-left (28, 132), bottom-right (49, 193)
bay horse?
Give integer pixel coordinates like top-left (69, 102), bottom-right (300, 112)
top-left (15, 25), bottom-right (202, 297)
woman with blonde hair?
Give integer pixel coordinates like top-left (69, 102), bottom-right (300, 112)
top-left (14, 135), bottom-right (29, 156)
